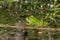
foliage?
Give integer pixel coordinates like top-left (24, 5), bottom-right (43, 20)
top-left (0, 0), bottom-right (60, 40)
top-left (0, 0), bottom-right (60, 27)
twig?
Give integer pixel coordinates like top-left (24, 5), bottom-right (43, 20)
top-left (0, 24), bottom-right (60, 31)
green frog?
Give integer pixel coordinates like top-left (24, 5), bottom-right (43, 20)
top-left (25, 15), bottom-right (49, 27)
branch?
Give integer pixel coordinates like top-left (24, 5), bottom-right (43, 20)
top-left (0, 24), bottom-right (60, 31)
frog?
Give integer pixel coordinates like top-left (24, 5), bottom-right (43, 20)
top-left (25, 15), bottom-right (49, 27)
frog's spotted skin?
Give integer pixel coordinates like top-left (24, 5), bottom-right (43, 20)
top-left (26, 15), bottom-right (49, 27)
